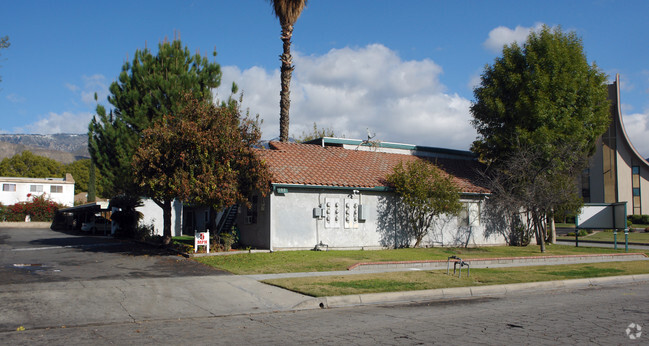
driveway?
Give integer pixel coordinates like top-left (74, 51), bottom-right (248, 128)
top-left (0, 227), bottom-right (228, 285)
top-left (0, 227), bottom-right (313, 332)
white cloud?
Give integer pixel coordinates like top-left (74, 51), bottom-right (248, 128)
top-left (623, 111), bottom-right (649, 159)
top-left (65, 83), bottom-right (79, 92)
top-left (80, 74), bottom-right (108, 105)
top-left (483, 23), bottom-right (545, 53)
top-left (20, 111), bottom-right (94, 134)
top-left (215, 44), bottom-right (476, 150)
top-left (6, 93), bottom-right (25, 103)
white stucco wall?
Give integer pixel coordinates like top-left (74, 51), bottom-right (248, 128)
top-left (251, 187), bottom-right (505, 251)
top-left (0, 177), bottom-right (75, 207)
top-left (137, 198), bottom-right (183, 237)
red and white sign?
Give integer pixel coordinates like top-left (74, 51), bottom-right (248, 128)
top-left (194, 231), bottom-right (210, 253)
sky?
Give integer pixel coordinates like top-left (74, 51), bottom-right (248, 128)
top-left (2, 0), bottom-right (649, 157)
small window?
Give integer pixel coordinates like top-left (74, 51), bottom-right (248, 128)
top-left (632, 166), bottom-right (640, 175)
top-left (2, 184), bottom-right (16, 192)
top-left (633, 188), bottom-right (640, 196)
top-left (458, 204), bottom-right (470, 227)
top-left (246, 195), bottom-right (258, 224)
top-left (50, 185), bottom-right (63, 193)
top-left (30, 185), bottom-right (43, 192)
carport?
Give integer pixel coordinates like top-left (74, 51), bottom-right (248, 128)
top-left (52, 201), bottom-right (112, 234)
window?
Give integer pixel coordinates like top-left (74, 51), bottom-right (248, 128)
top-left (50, 185), bottom-right (63, 193)
top-left (632, 165), bottom-right (641, 213)
top-left (246, 195), bottom-right (258, 224)
top-left (30, 185), bottom-right (43, 192)
top-left (2, 184), bottom-right (16, 192)
top-left (458, 204), bottom-right (469, 227)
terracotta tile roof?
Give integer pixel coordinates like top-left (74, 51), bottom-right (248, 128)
top-left (255, 141), bottom-right (490, 194)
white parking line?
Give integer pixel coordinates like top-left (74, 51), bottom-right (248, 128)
top-left (5, 243), bottom-right (122, 252)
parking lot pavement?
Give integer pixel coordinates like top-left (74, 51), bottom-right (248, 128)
top-left (0, 227), bottom-right (313, 332)
top-left (0, 227), bottom-right (229, 285)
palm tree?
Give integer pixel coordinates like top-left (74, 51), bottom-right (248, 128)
top-left (269, 0), bottom-right (307, 142)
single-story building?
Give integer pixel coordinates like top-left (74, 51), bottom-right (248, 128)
top-left (237, 138), bottom-right (505, 250)
top-left (0, 173), bottom-right (75, 207)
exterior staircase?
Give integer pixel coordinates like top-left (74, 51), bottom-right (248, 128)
top-left (216, 205), bottom-right (238, 234)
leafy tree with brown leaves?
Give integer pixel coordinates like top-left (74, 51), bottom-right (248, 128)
top-left (132, 95), bottom-right (271, 244)
top-left (269, 0), bottom-right (308, 142)
top-left (89, 38), bottom-right (221, 196)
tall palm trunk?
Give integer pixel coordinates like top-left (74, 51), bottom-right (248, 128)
top-left (269, 0), bottom-right (307, 143)
top-left (279, 23), bottom-right (294, 142)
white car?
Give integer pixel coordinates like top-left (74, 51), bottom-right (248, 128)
top-left (81, 216), bottom-right (111, 234)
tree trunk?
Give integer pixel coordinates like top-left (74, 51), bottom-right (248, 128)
top-left (87, 161), bottom-right (96, 202)
top-left (279, 23), bottom-right (294, 142)
top-left (548, 212), bottom-right (556, 244)
top-left (163, 199), bottom-right (172, 245)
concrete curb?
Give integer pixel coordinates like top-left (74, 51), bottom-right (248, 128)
top-left (298, 274), bottom-right (649, 310)
top-left (0, 221), bottom-right (52, 229)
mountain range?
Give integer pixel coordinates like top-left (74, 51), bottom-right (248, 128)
top-left (0, 133), bottom-right (89, 164)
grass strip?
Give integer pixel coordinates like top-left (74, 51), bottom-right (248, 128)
top-left (557, 231), bottom-right (649, 243)
top-left (262, 260), bottom-right (649, 297)
top-left (193, 244), bottom-right (644, 275)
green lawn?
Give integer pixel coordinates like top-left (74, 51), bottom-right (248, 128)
top-left (262, 261), bottom-right (649, 297)
top-left (193, 244), bottom-right (641, 275)
top-left (172, 235), bottom-right (195, 245)
top-left (557, 231), bottom-right (649, 243)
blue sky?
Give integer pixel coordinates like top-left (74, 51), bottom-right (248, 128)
top-left (2, 0), bottom-right (649, 156)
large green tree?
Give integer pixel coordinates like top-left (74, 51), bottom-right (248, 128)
top-left (64, 159), bottom-right (105, 196)
top-left (132, 95), bottom-right (271, 244)
top-left (386, 160), bottom-right (462, 248)
top-left (0, 151), bottom-right (62, 178)
top-left (269, 0), bottom-right (308, 142)
top-left (470, 25), bottom-right (610, 251)
top-left (88, 38), bottom-right (222, 196)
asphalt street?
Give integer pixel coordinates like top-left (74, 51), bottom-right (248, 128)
top-left (3, 278), bottom-right (648, 345)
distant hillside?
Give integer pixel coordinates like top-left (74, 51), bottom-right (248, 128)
top-left (0, 134), bottom-right (89, 164)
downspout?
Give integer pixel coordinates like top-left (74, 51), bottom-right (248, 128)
top-left (268, 193), bottom-right (273, 252)
top-left (315, 190), bottom-right (323, 246)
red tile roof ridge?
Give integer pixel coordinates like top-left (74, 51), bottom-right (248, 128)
top-left (256, 141), bottom-right (490, 193)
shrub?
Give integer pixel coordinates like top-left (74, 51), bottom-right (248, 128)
top-left (627, 214), bottom-right (649, 225)
top-left (2, 194), bottom-right (65, 222)
top-left (566, 229), bottom-right (589, 237)
top-left (134, 222), bottom-right (155, 241)
top-left (109, 195), bottom-right (143, 238)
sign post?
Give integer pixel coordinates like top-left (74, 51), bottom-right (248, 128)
top-left (194, 230), bottom-right (210, 253)
top-left (575, 202), bottom-right (628, 252)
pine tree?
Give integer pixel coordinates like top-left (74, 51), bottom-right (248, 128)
top-left (88, 38), bottom-right (222, 196)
